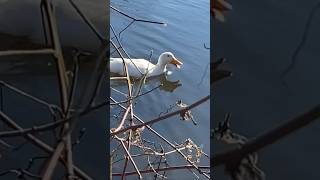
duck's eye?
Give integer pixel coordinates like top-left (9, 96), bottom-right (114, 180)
top-left (167, 55), bottom-right (170, 57)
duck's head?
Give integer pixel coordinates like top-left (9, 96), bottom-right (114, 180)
top-left (158, 52), bottom-right (183, 69)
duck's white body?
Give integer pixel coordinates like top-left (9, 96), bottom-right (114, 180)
top-left (110, 52), bottom-right (183, 78)
top-left (110, 58), bottom-right (162, 77)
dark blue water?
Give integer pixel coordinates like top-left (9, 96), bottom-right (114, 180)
top-left (0, 0), bottom-right (107, 51)
top-left (110, 0), bottom-right (210, 179)
top-left (0, 1), bottom-right (107, 179)
top-left (214, 0), bottom-right (320, 179)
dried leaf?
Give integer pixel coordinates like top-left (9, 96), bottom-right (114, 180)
top-left (213, 114), bottom-right (265, 180)
top-left (211, 0), bottom-right (232, 22)
top-left (182, 138), bottom-right (203, 164)
top-left (132, 127), bottom-right (145, 145)
top-left (176, 100), bottom-right (198, 125)
top-left (211, 58), bottom-right (232, 85)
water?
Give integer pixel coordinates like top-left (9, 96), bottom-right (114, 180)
top-left (0, 0), bottom-right (107, 51)
top-left (110, 0), bottom-right (210, 179)
top-left (0, 1), bottom-right (107, 179)
top-left (0, 0), bottom-right (210, 179)
top-left (214, 0), bottom-right (320, 179)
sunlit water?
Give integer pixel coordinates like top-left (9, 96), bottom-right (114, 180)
top-left (0, 0), bottom-right (210, 179)
top-left (110, 0), bottom-right (210, 179)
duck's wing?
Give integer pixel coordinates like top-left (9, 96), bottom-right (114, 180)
top-left (110, 58), bottom-right (127, 75)
top-left (110, 58), bottom-right (155, 77)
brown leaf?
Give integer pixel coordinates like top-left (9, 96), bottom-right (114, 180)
top-left (211, 0), bottom-right (232, 22)
top-left (176, 100), bottom-right (197, 125)
top-left (211, 58), bottom-right (232, 85)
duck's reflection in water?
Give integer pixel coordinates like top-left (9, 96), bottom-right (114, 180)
top-left (158, 74), bottom-right (181, 92)
top-left (110, 73), bottom-right (181, 94)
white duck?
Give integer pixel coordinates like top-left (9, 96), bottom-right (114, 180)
top-left (110, 52), bottom-right (183, 78)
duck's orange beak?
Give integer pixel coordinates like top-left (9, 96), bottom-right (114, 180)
top-left (170, 57), bottom-right (183, 69)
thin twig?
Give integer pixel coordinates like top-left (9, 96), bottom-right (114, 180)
top-left (111, 95), bottom-right (210, 135)
top-left (112, 165), bottom-right (210, 176)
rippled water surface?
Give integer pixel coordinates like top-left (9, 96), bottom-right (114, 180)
top-left (110, 0), bottom-right (210, 179)
top-left (214, 0), bottom-right (320, 179)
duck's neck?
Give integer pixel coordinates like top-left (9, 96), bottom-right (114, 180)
top-left (155, 59), bottom-right (167, 73)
